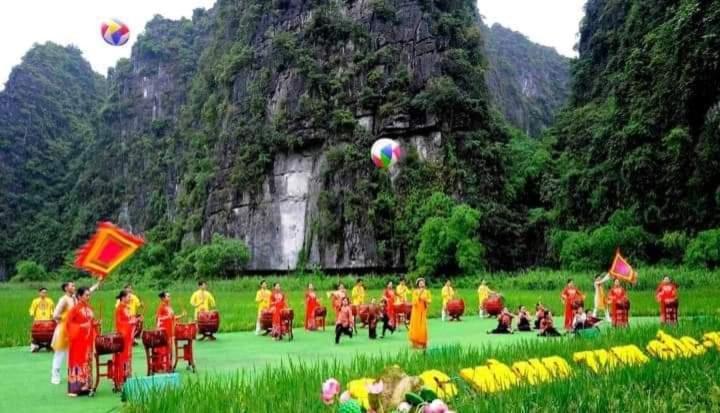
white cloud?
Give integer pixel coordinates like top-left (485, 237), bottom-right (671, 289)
top-left (478, 0), bottom-right (587, 57)
top-left (0, 0), bottom-right (215, 90)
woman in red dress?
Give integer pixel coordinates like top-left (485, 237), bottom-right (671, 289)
top-left (113, 290), bottom-right (141, 390)
top-left (305, 283), bottom-right (319, 331)
top-left (561, 279), bottom-right (584, 330)
top-left (383, 281), bottom-right (396, 328)
top-left (656, 276), bottom-right (678, 324)
top-left (66, 287), bottom-right (97, 397)
top-left (270, 283), bottom-right (287, 340)
top-left (155, 291), bottom-right (182, 373)
top-left (607, 279), bottom-right (629, 327)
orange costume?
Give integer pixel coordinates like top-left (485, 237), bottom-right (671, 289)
top-left (561, 286), bottom-right (584, 330)
top-left (67, 301), bottom-right (96, 395)
top-left (408, 288), bottom-right (431, 349)
top-left (304, 290), bottom-right (319, 331)
top-left (271, 291), bottom-right (287, 337)
top-left (383, 288), bottom-right (396, 327)
top-left (154, 302), bottom-right (175, 373)
top-left (607, 286), bottom-right (629, 327)
top-left (656, 281), bottom-right (678, 323)
top-left (112, 303), bottom-right (137, 389)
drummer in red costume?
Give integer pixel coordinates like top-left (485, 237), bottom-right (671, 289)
top-left (66, 287), bottom-right (98, 397)
top-left (270, 283), bottom-right (288, 340)
top-left (113, 290), bottom-right (142, 390)
top-left (154, 291), bottom-right (184, 373)
top-left (607, 279), bottom-right (629, 327)
top-left (656, 276), bottom-right (679, 324)
top-left (383, 281), bottom-right (397, 329)
top-left (560, 279), bottom-right (584, 330)
top-left (305, 283), bottom-right (320, 331)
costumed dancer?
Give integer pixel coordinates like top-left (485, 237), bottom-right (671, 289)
top-left (113, 290), bottom-right (141, 391)
top-left (477, 280), bottom-right (494, 317)
top-left (383, 281), bottom-right (397, 329)
top-left (441, 280), bottom-right (455, 322)
top-left (305, 283), bottom-right (320, 331)
top-left (327, 283), bottom-right (347, 322)
top-left (155, 291), bottom-right (183, 373)
top-left (29, 287), bottom-right (54, 352)
top-left (561, 279), bottom-right (584, 330)
top-left (395, 279), bottom-right (409, 304)
top-left (115, 284), bottom-right (142, 345)
top-left (351, 279), bottom-right (365, 306)
top-left (516, 305), bottom-right (531, 332)
top-left (66, 287), bottom-right (98, 397)
top-left (270, 283), bottom-right (287, 340)
top-left (538, 311), bottom-right (561, 337)
top-left (488, 307), bottom-right (514, 334)
top-left (571, 306), bottom-right (588, 333)
top-left (656, 276), bottom-right (678, 324)
top-left (255, 280), bottom-right (271, 335)
top-left (607, 279), bottom-right (630, 327)
top-left (408, 278), bottom-right (431, 350)
top-left (380, 297), bottom-right (395, 338)
top-left (335, 297), bottom-right (354, 344)
top-left (190, 280), bottom-right (216, 317)
top-left (534, 302), bottom-right (545, 330)
top-left (592, 273), bottom-right (611, 321)
top-left (367, 298), bottom-right (378, 339)
top-left (51, 280), bottom-right (101, 385)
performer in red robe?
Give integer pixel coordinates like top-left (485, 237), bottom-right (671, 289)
top-left (383, 281), bottom-right (396, 328)
top-left (656, 276), bottom-right (678, 324)
top-left (304, 283), bottom-right (319, 331)
top-left (155, 291), bottom-right (181, 373)
top-left (270, 283), bottom-right (287, 340)
top-left (66, 287), bottom-right (97, 397)
top-left (113, 290), bottom-right (141, 390)
top-left (607, 279), bottom-right (629, 327)
top-left (560, 279), bottom-right (584, 330)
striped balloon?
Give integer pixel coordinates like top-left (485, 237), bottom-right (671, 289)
top-left (100, 19), bottom-right (130, 46)
top-left (370, 138), bottom-right (402, 169)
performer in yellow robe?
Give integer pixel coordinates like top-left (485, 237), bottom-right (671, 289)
top-left (190, 280), bottom-right (216, 319)
top-left (29, 287), bottom-right (54, 352)
top-left (441, 280), bottom-right (455, 321)
top-left (395, 280), bottom-right (410, 304)
top-left (255, 280), bottom-right (272, 335)
top-left (114, 284), bottom-right (142, 316)
top-left (351, 279), bottom-right (366, 306)
top-left (477, 280), bottom-right (494, 317)
top-left (408, 278), bottom-right (432, 350)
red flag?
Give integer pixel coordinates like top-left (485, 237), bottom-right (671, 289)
top-left (609, 249), bottom-right (637, 284)
top-left (74, 222), bottom-right (144, 277)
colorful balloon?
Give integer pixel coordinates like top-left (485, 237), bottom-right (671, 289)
top-left (101, 19), bottom-right (130, 46)
top-left (370, 138), bottom-right (402, 169)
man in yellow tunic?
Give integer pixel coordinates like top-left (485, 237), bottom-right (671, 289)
top-left (51, 279), bottom-right (101, 385)
top-left (395, 279), bottom-right (410, 304)
top-left (351, 279), bottom-right (366, 306)
top-left (190, 280), bottom-right (216, 320)
top-left (408, 278), bottom-right (432, 350)
top-left (255, 280), bottom-right (272, 335)
top-left (441, 280), bottom-right (455, 321)
top-left (477, 280), bottom-right (494, 317)
top-left (29, 287), bottom-right (54, 352)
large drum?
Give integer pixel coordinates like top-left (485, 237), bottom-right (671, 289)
top-left (394, 303), bottom-right (412, 319)
top-left (281, 308), bottom-right (294, 322)
top-left (663, 299), bottom-right (679, 324)
top-left (197, 310), bottom-right (220, 336)
top-left (260, 310), bottom-right (273, 331)
top-left (314, 306), bottom-right (327, 318)
top-left (31, 320), bottom-right (56, 346)
top-left (142, 329), bottom-right (168, 349)
top-left (447, 299), bottom-right (465, 320)
top-left (95, 333), bottom-right (124, 355)
top-left (483, 294), bottom-right (504, 316)
top-left (175, 323), bottom-right (197, 341)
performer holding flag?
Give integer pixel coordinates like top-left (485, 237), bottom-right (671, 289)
top-left (592, 273), bottom-right (611, 321)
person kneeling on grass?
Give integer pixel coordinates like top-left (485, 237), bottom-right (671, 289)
top-left (335, 297), bottom-right (354, 344)
top-left (516, 306), bottom-right (531, 332)
top-left (380, 297), bottom-right (396, 338)
top-left (488, 307), bottom-right (514, 334)
top-left (571, 307), bottom-right (588, 333)
top-left (538, 311), bottom-right (562, 337)
top-left (534, 303), bottom-right (545, 330)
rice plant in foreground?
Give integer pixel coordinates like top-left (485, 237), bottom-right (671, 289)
top-left (123, 318), bottom-right (720, 413)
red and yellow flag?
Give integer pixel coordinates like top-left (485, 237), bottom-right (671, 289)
top-left (74, 222), bottom-right (144, 278)
top-left (609, 250), bottom-right (637, 284)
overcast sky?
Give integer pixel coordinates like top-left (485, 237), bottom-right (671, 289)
top-left (0, 0), bottom-right (585, 90)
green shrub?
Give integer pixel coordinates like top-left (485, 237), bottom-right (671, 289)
top-left (13, 260), bottom-right (48, 282)
top-left (186, 235), bottom-right (251, 278)
top-left (685, 229), bottom-right (720, 269)
top-left (660, 231), bottom-right (690, 263)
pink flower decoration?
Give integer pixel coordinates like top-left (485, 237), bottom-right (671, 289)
top-left (366, 380), bottom-right (384, 395)
top-left (339, 390), bottom-right (352, 403)
top-left (423, 399), bottom-right (450, 413)
top-left (321, 378), bottom-right (341, 404)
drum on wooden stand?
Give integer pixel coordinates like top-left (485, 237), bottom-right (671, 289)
top-left (280, 308), bottom-right (294, 341)
top-left (197, 310), bottom-right (220, 341)
top-left (260, 310), bottom-right (273, 332)
top-left (174, 323), bottom-right (197, 373)
top-left (483, 294), bottom-right (504, 317)
top-left (394, 303), bottom-right (412, 328)
top-left (141, 329), bottom-right (167, 349)
top-left (314, 306), bottom-right (327, 331)
top-left (30, 320), bottom-right (56, 351)
top-left (95, 333), bottom-right (125, 355)
top-left (142, 329), bottom-right (170, 376)
top-left (446, 299), bottom-right (465, 321)
top-left (613, 300), bottom-right (630, 327)
top-left (662, 299), bottom-right (679, 324)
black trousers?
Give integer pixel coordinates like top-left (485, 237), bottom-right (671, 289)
top-left (381, 314), bottom-right (395, 337)
top-left (518, 318), bottom-right (531, 331)
top-left (335, 324), bottom-right (353, 344)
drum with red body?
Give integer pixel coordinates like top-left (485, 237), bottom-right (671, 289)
top-left (314, 306), bottom-right (327, 318)
top-left (663, 299), bottom-right (679, 324)
top-left (394, 303), bottom-right (412, 319)
top-left (31, 320), bottom-right (56, 346)
top-left (134, 318), bottom-right (144, 339)
top-left (197, 310), bottom-right (220, 336)
top-left (446, 299), bottom-right (465, 320)
top-left (260, 310), bottom-right (273, 331)
top-left (281, 308), bottom-right (294, 322)
top-left (142, 329), bottom-right (168, 349)
top-left (357, 305), bottom-right (371, 325)
top-left (612, 300), bottom-right (630, 327)
top-left (175, 323), bottom-right (197, 341)
top-left (483, 294), bottom-right (504, 316)
top-left (95, 333), bottom-right (124, 355)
